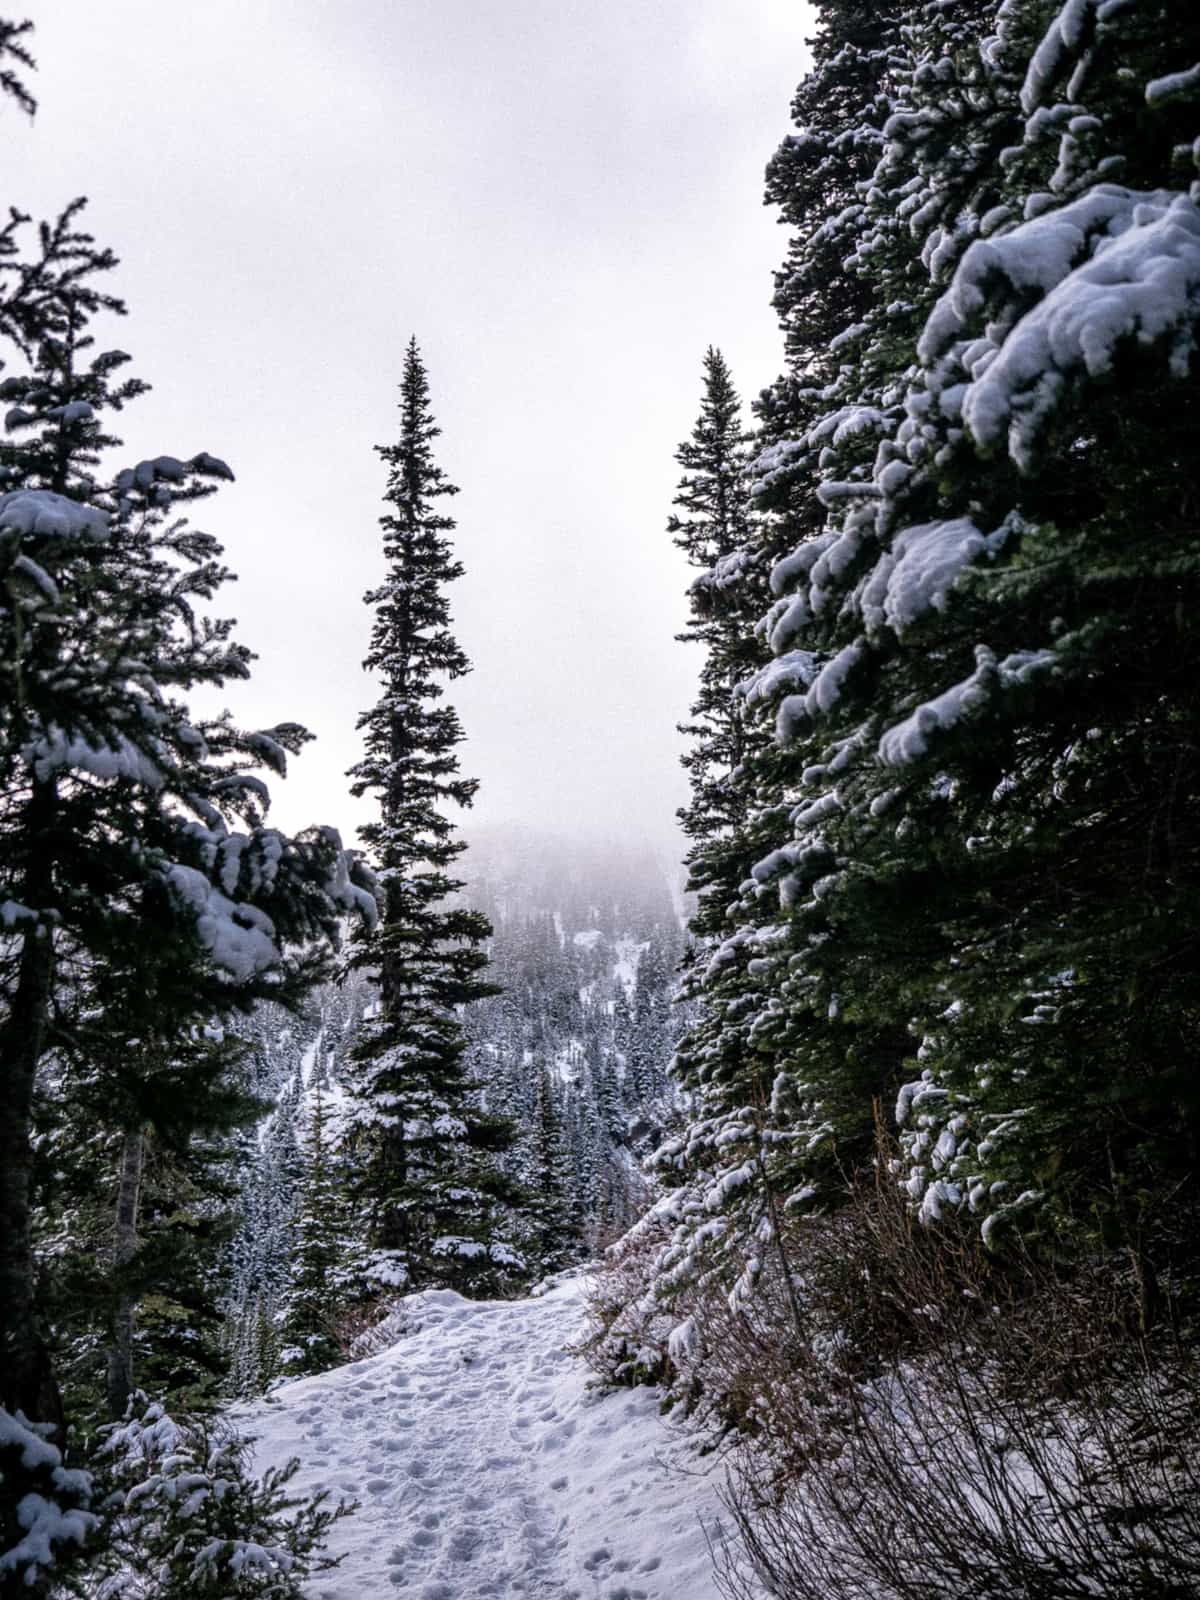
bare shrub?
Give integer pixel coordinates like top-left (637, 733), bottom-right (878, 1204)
top-left (583, 1132), bottom-right (1200, 1598)
top-left (340, 1296), bottom-right (412, 1361)
top-left (714, 1319), bottom-right (1200, 1600)
top-left (702, 1167), bottom-right (1200, 1600)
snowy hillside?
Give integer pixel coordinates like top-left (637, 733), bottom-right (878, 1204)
top-left (237, 1273), bottom-right (738, 1600)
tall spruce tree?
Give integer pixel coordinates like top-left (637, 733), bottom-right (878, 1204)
top-left (0, 201), bottom-right (374, 1590)
top-left (345, 339), bottom-right (517, 1296)
top-left (518, 1065), bottom-right (580, 1279)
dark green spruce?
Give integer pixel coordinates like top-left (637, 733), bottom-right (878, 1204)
top-left (344, 338), bottom-right (518, 1298)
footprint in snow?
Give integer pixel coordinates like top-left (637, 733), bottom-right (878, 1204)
top-left (448, 1527), bottom-right (480, 1561)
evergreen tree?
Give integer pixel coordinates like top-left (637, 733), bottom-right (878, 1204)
top-left (670, 348), bottom-right (767, 870)
top-left (517, 1065), bottom-right (580, 1279)
top-left (344, 339), bottom-right (516, 1296)
top-left (278, 1080), bottom-right (351, 1378)
top-left (0, 202), bottom-right (373, 1586)
top-left (627, 928), bottom-right (674, 1105)
top-left (34, 962), bottom-right (267, 1424)
top-left (93, 1396), bottom-right (348, 1599)
top-left (649, 0), bottom-right (929, 1317)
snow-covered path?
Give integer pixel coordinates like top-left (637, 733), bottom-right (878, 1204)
top-left (238, 1274), bottom-right (738, 1599)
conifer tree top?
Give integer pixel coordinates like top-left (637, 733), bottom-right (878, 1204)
top-left (349, 337), bottom-right (477, 869)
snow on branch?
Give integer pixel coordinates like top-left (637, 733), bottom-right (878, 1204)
top-left (0, 488), bottom-right (109, 541)
top-left (878, 645), bottom-right (1056, 766)
top-left (964, 194), bottom-right (1200, 467)
top-left (0, 1409), bottom-right (97, 1587)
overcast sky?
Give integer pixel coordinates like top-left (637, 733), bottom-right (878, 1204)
top-left (13, 1), bottom-right (813, 856)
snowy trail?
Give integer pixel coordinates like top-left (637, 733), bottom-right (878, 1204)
top-left (238, 1274), bottom-right (738, 1599)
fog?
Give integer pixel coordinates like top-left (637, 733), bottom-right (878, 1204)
top-left (11, 1), bottom-right (813, 857)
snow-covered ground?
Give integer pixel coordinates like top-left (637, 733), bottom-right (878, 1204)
top-left (237, 1273), bottom-right (740, 1599)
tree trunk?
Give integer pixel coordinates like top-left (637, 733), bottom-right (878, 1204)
top-left (105, 1122), bottom-right (145, 1419)
top-left (0, 780), bottom-right (63, 1437)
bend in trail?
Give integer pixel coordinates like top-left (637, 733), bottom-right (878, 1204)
top-left (240, 1273), bottom-right (740, 1599)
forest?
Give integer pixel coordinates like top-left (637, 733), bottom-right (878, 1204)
top-left (3, 1), bottom-right (1200, 1596)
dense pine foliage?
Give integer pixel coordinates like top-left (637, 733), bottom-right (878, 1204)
top-left (0, 172), bottom-right (373, 1591)
top-left (633, 0), bottom-right (1200, 1323)
top-left (585, 1), bottom-right (1200, 1593)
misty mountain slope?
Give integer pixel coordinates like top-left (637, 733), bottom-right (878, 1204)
top-left (237, 1273), bottom-right (740, 1599)
top-left (462, 827), bottom-right (691, 1240)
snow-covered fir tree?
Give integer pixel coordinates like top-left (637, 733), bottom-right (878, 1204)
top-left (518, 1065), bottom-right (581, 1279)
top-left (223, 978), bottom-right (371, 1390)
top-left (732, 0), bottom-right (1200, 1263)
top-left (342, 339), bottom-right (518, 1298)
top-left (670, 348), bottom-right (766, 864)
top-left (276, 1079), bottom-right (352, 1378)
top-left (0, 198), bottom-right (374, 1589)
top-left (92, 1395), bottom-right (348, 1599)
top-left (648, 344), bottom-right (798, 1309)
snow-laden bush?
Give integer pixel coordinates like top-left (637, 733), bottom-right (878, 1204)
top-left (89, 1395), bottom-right (350, 1599)
top-left (0, 1408), bottom-right (97, 1594)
